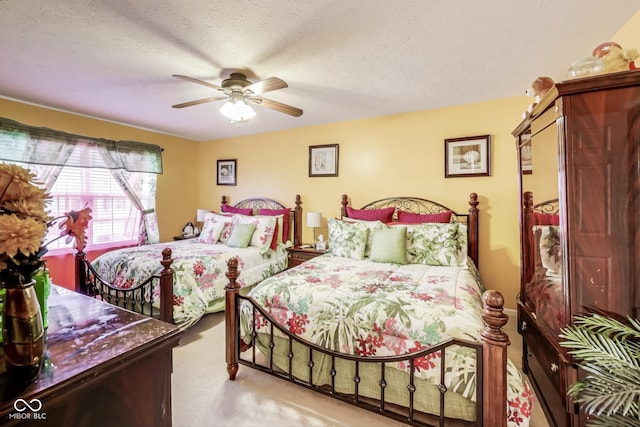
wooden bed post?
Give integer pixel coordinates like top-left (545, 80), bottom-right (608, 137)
top-left (74, 249), bottom-right (87, 294)
top-left (481, 290), bottom-right (509, 427)
top-left (293, 194), bottom-right (302, 246)
top-left (159, 248), bottom-right (174, 323)
top-left (522, 191), bottom-right (535, 288)
top-left (340, 194), bottom-right (349, 218)
top-left (225, 257), bottom-right (240, 380)
top-left (220, 195), bottom-right (228, 210)
top-left (467, 192), bottom-right (479, 266)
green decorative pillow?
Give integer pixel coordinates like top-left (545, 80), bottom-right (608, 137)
top-left (369, 225), bottom-right (407, 264)
top-left (406, 223), bottom-right (466, 267)
top-left (328, 218), bottom-right (368, 260)
top-left (226, 223), bottom-right (257, 248)
top-left (341, 217), bottom-right (384, 257)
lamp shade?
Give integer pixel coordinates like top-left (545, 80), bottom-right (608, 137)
top-left (306, 211), bottom-right (322, 228)
top-left (219, 95), bottom-right (256, 122)
top-left (196, 209), bottom-right (208, 222)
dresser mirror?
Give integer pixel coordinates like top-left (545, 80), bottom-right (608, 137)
top-left (518, 118), bottom-right (564, 336)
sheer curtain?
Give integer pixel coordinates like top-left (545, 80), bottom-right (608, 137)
top-left (0, 117), bottom-right (163, 245)
top-left (94, 140), bottom-right (161, 244)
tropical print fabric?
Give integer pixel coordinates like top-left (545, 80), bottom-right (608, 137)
top-left (327, 218), bottom-right (369, 259)
top-left (92, 239), bottom-right (287, 328)
top-left (406, 222), bottom-right (467, 266)
top-left (241, 254), bottom-right (533, 426)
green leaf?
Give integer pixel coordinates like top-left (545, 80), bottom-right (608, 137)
top-left (559, 313), bottom-right (640, 425)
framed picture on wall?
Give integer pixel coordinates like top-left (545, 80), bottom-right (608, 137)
top-left (217, 159), bottom-right (237, 186)
top-left (444, 135), bottom-right (491, 178)
top-left (309, 144), bottom-right (339, 177)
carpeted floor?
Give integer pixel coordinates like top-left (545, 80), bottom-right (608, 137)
top-left (172, 309), bottom-right (550, 427)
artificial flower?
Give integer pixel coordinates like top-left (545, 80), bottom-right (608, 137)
top-left (58, 207), bottom-right (92, 251)
top-left (0, 163), bottom-right (92, 283)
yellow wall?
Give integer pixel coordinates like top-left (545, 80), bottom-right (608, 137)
top-left (195, 9), bottom-right (640, 311)
top-left (0, 98), bottom-right (200, 243)
top-left (198, 96), bottom-right (531, 309)
top-left (612, 9), bottom-right (640, 45)
top-left (1, 10), bottom-right (637, 308)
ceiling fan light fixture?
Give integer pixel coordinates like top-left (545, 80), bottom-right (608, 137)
top-left (219, 95), bottom-right (256, 122)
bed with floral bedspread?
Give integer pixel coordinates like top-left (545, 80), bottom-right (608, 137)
top-left (77, 195), bottom-right (302, 328)
top-left (240, 254), bottom-right (533, 426)
top-left (92, 239), bottom-right (288, 328)
top-left (226, 194), bottom-right (532, 426)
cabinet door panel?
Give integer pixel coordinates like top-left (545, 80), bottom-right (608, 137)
top-left (566, 89), bottom-right (638, 315)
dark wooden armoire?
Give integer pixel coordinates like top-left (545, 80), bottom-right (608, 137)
top-left (513, 70), bottom-right (640, 427)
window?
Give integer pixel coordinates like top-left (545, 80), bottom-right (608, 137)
top-left (45, 166), bottom-right (139, 252)
top-left (20, 146), bottom-right (140, 253)
top-left (1, 117), bottom-right (162, 247)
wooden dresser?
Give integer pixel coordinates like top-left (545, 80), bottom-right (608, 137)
top-left (0, 286), bottom-right (182, 426)
top-left (513, 70), bottom-right (640, 427)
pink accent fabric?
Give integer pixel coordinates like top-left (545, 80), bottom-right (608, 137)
top-left (534, 212), bottom-right (560, 225)
top-left (269, 221), bottom-right (279, 250)
top-left (222, 205), bottom-right (254, 216)
top-left (259, 208), bottom-right (291, 244)
top-left (346, 206), bottom-right (395, 222)
top-left (397, 209), bottom-right (452, 224)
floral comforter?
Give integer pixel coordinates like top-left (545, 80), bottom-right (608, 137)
top-left (92, 239), bottom-right (287, 328)
top-left (241, 254), bottom-right (533, 426)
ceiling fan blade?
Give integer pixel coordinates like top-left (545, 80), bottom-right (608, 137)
top-left (172, 96), bottom-right (228, 109)
top-left (172, 74), bottom-right (222, 91)
top-left (250, 96), bottom-right (303, 117)
top-left (245, 77), bottom-right (288, 96)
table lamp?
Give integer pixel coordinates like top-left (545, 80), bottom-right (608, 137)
top-left (306, 211), bottom-right (322, 247)
top-left (197, 209), bottom-right (208, 223)
top-left (196, 209), bottom-right (208, 235)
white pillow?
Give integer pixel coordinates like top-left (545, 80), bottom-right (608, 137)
top-left (198, 212), bottom-right (236, 244)
top-left (235, 214), bottom-right (277, 252)
top-left (341, 217), bottom-right (384, 257)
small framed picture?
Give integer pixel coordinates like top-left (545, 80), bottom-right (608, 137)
top-left (309, 144), bottom-right (339, 177)
top-left (444, 135), bottom-right (491, 178)
top-left (217, 159), bottom-right (237, 186)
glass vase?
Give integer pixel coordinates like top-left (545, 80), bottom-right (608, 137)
top-left (33, 266), bottom-right (51, 329)
top-left (2, 278), bottom-right (45, 383)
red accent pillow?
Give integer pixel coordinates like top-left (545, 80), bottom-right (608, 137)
top-left (222, 205), bottom-right (253, 216)
top-left (259, 208), bottom-right (291, 243)
top-left (397, 209), bottom-right (452, 224)
top-left (534, 212), bottom-right (559, 225)
top-left (268, 221), bottom-right (280, 250)
top-left (346, 206), bottom-right (395, 222)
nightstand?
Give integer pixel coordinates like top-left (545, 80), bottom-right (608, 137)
top-left (286, 245), bottom-right (326, 269)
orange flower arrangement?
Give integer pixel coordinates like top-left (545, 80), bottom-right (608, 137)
top-left (57, 207), bottom-right (92, 251)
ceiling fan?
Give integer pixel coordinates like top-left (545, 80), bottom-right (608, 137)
top-left (171, 72), bottom-right (303, 121)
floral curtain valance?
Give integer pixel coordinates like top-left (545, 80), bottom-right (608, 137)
top-left (0, 117), bottom-right (163, 174)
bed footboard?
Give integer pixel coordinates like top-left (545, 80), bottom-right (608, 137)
top-left (481, 290), bottom-right (509, 427)
top-left (224, 259), bottom-right (509, 427)
top-left (74, 247), bottom-right (175, 323)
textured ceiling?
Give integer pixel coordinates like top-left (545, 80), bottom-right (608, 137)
top-left (0, 1), bottom-right (637, 141)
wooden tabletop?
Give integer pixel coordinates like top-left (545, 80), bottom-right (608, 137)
top-left (0, 285), bottom-right (182, 413)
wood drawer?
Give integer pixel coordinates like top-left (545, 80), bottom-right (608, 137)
top-left (526, 344), bottom-right (570, 427)
top-left (286, 247), bottom-right (325, 269)
top-left (519, 307), bottom-right (577, 426)
top-left (522, 317), bottom-right (562, 393)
